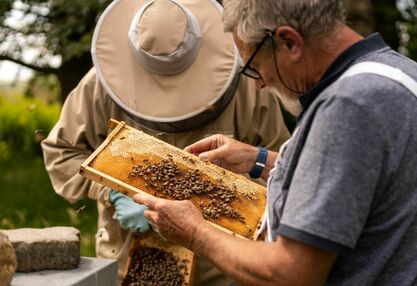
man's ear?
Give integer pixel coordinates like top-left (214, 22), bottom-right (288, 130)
top-left (274, 26), bottom-right (304, 61)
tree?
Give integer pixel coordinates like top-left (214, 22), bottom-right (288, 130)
top-left (344, 0), bottom-right (374, 36)
top-left (398, 0), bottom-right (417, 61)
top-left (371, 0), bottom-right (405, 50)
top-left (344, 0), bottom-right (405, 50)
top-left (0, 0), bottom-right (111, 103)
top-left (344, 0), bottom-right (417, 61)
top-left (1, 0), bottom-right (415, 103)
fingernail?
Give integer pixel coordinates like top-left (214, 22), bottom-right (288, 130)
top-left (199, 152), bottom-right (208, 161)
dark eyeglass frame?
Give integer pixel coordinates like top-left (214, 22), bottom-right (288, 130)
top-left (240, 31), bottom-right (273, 80)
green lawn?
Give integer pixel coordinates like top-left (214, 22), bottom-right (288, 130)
top-left (0, 154), bottom-right (98, 257)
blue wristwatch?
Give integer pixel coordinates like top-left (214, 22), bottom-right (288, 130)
top-left (249, 147), bottom-right (268, 179)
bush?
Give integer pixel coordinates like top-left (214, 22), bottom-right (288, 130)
top-left (0, 94), bottom-right (97, 256)
top-left (0, 97), bottom-right (60, 159)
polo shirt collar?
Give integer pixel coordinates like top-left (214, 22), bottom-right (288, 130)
top-left (297, 33), bottom-right (389, 121)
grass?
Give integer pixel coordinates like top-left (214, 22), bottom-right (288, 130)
top-left (0, 88), bottom-right (98, 257)
top-left (0, 154), bottom-right (98, 257)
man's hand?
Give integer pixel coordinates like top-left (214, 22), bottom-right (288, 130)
top-left (132, 193), bottom-right (208, 249)
top-left (132, 193), bottom-right (336, 286)
top-left (184, 134), bottom-right (259, 174)
top-left (109, 190), bottom-right (151, 233)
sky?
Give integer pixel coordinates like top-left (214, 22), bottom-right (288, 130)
top-left (0, 61), bottom-right (33, 82)
top-left (0, 2), bottom-right (42, 83)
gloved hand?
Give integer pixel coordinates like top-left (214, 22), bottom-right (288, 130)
top-left (109, 190), bottom-right (151, 233)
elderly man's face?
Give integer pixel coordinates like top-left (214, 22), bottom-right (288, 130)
top-left (233, 31), bottom-right (303, 115)
top-left (233, 32), bottom-right (278, 90)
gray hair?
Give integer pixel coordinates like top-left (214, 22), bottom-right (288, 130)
top-left (223, 0), bottom-right (345, 45)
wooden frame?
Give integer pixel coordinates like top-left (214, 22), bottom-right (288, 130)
top-left (79, 119), bottom-right (268, 285)
top-left (80, 119), bottom-right (266, 241)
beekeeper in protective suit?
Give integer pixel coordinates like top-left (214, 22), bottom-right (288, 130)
top-left (41, 0), bottom-right (290, 284)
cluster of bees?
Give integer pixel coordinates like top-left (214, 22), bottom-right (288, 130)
top-left (201, 199), bottom-right (244, 221)
top-left (128, 156), bottom-right (244, 221)
top-left (123, 247), bottom-right (188, 286)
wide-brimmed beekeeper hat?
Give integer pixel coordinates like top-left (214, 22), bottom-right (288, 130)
top-left (92, 0), bottom-right (240, 133)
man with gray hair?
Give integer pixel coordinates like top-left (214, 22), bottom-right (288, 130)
top-left (133, 0), bottom-right (417, 285)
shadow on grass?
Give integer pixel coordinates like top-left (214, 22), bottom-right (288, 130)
top-left (0, 154), bottom-right (98, 257)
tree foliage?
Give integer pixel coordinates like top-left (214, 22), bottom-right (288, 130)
top-left (344, 0), bottom-right (374, 36)
top-left (0, 0), bottom-right (111, 102)
top-left (371, 0), bottom-right (405, 50)
top-left (1, 0), bottom-right (416, 103)
top-left (344, 0), bottom-right (417, 60)
top-left (399, 1), bottom-right (417, 61)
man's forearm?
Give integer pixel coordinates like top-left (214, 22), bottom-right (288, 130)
top-left (191, 221), bottom-right (335, 286)
top-left (191, 222), bottom-right (286, 286)
top-left (134, 194), bottom-right (336, 286)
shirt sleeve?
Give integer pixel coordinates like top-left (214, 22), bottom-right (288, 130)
top-left (41, 68), bottom-right (112, 206)
top-left (277, 95), bottom-right (386, 252)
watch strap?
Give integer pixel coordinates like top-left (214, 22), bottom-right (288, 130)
top-left (249, 147), bottom-right (268, 179)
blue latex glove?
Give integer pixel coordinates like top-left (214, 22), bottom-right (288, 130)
top-left (109, 190), bottom-right (151, 233)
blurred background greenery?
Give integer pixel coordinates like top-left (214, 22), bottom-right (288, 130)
top-left (0, 0), bottom-right (416, 257)
top-left (0, 86), bottom-right (98, 256)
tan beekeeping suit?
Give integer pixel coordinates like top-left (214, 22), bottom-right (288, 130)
top-left (41, 68), bottom-right (290, 285)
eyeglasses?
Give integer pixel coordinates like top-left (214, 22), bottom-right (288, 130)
top-left (240, 32), bottom-right (273, 80)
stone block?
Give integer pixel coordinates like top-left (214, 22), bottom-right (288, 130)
top-left (3, 227), bottom-right (80, 272)
top-left (0, 231), bottom-right (17, 286)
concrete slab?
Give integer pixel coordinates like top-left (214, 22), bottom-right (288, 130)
top-left (11, 257), bottom-right (118, 286)
top-left (4, 227), bottom-right (80, 272)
